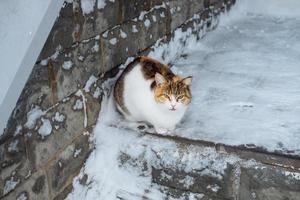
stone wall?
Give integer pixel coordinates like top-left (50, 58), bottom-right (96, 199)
top-left (0, 0), bottom-right (235, 199)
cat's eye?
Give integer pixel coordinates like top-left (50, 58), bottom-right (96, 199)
top-left (176, 95), bottom-right (184, 101)
top-left (163, 94), bottom-right (171, 100)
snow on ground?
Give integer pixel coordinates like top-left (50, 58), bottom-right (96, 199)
top-left (67, 0), bottom-right (300, 199)
top-left (171, 0), bottom-right (300, 155)
top-left (66, 90), bottom-right (253, 200)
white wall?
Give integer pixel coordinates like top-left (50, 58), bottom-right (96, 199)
top-left (0, 0), bottom-right (65, 135)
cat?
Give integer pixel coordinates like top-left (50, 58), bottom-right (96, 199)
top-left (114, 56), bottom-right (192, 134)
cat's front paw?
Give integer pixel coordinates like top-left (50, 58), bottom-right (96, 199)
top-left (155, 127), bottom-right (169, 135)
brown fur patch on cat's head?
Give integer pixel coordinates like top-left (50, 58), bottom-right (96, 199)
top-left (154, 73), bottom-right (192, 105)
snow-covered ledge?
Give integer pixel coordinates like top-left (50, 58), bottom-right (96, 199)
top-left (0, 0), bottom-right (64, 135)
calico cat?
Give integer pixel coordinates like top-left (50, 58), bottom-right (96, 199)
top-left (114, 56), bottom-right (192, 134)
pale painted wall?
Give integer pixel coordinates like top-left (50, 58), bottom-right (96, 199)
top-left (0, 0), bottom-right (64, 135)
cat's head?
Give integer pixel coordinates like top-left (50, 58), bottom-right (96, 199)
top-left (154, 73), bottom-right (192, 112)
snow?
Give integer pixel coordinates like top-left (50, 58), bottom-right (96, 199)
top-left (97, 0), bottom-right (106, 9)
top-left (93, 87), bottom-right (101, 98)
top-left (81, 0), bottom-right (95, 15)
top-left (14, 125), bottom-right (22, 136)
top-left (120, 29), bottom-right (127, 39)
top-left (283, 171), bottom-right (300, 181)
top-left (16, 193), bottom-right (28, 200)
top-left (67, 87), bottom-right (256, 199)
top-left (67, 0), bottom-right (300, 199)
top-left (3, 177), bottom-right (20, 195)
top-left (167, 0), bottom-right (300, 155)
top-left (62, 60), bottom-right (73, 70)
top-left (109, 38), bottom-right (117, 45)
top-left (206, 184), bottom-right (221, 193)
top-left (53, 112), bottom-right (65, 122)
top-left (38, 118), bottom-right (53, 138)
top-left (84, 75), bottom-right (98, 92)
top-left (91, 43), bottom-right (99, 52)
top-left (132, 25), bottom-right (138, 33)
top-left (152, 15), bottom-right (157, 22)
top-left (144, 19), bottom-right (151, 28)
top-left (0, 0), bottom-right (64, 136)
top-left (75, 90), bottom-right (88, 128)
top-left (74, 148), bottom-right (82, 158)
top-left (73, 99), bottom-right (83, 110)
top-left (24, 106), bottom-right (45, 129)
top-left (8, 140), bottom-right (19, 153)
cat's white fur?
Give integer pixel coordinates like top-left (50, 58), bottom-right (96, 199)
top-left (121, 64), bottom-right (188, 134)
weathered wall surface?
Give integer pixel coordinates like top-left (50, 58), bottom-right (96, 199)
top-left (0, 0), bottom-right (235, 199)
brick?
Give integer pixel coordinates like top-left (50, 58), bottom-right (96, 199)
top-left (2, 170), bottom-right (50, 200)
top-left (238, 165), bottom-right (300, 200)
top-left (46, 133), bottom-right (91, 197)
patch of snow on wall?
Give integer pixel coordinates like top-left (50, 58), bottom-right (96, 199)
top-left (3, 177), bottom-right (20, 195)
top-left (38, 118), bottom-right (52, 138)
top-left (62, 60), bottom-right (73, 70)
top-left (24, 106), bottom-right (45, 129)
top-left (81, 0), bottom-right (95, 15)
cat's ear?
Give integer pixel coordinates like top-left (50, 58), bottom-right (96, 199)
top-left (155, 73), bottom-right (166, 85)
top-left (182, 76), bottom-right (192, 85)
